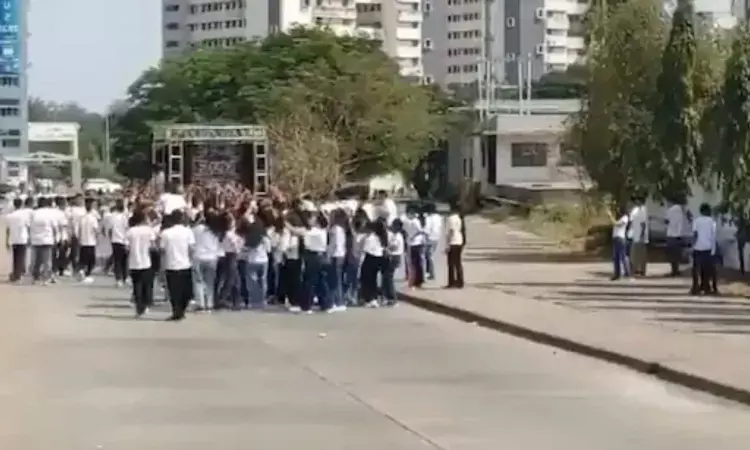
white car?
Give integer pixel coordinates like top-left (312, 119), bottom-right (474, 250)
top-left (84, 178), bottom-right (122, 194)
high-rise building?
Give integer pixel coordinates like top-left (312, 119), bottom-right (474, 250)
top-left (423, 0), bottom-right (586, 88)
top-left (161, 0), bottom-right (423, 78)
top-left (0, 0), bottom-right (28, 158)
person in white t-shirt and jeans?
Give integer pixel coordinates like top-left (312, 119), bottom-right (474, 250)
top-left (610, 205), bottom-right (631, 280)
top-left (691, 203), bottom-right (718, 296)
top-left (159, 210), bottom-right (195, 321)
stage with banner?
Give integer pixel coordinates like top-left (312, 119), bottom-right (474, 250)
top-left (151, 124), bottom-right (269, 193)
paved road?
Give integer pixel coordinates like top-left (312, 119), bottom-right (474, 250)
top-left (2, 279), bottom-right (750, 450)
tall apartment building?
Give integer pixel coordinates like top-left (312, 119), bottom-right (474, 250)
top-left (0, 0), bottom-right (28, 158)
top-left (424, 0), bottom-right (586, 88)
top-left (162, 0), bottom-right (423, 78)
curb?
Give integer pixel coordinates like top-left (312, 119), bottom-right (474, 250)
top-left (399, 291), bottom-right (750, 407)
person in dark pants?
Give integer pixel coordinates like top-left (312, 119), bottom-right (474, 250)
top-left (126, 209), bottom-right (155, 317)
top-left (690, 203), bottom-right (717, 296)
top-left (159, 210), bottom-right (195, 321)
top-left (109, 199), bottom-right (130, 286)
top-left (360, 220), bottom-right (387, 307)
top-left (53, 196), bottom-right (70, 277)
top-left (299, 212), bottom-right (330, 313)
top-left (278, 216), bottom-right (302, 311)
top-left (405, 207), bottom-right (426, 288)
top-left (382, 219), bottom-right (405, 306)
top-left (445, 202), bottom-right (465, 289)
top-left (5, 198), bottom-right (29, 282)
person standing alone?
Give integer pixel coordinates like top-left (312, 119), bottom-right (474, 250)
top-left (126, 209), bottom-right (155, 317)
top-left (159, 210), bottom-right (195, 321)
top-left (444, 202), bottom-right (465, 289)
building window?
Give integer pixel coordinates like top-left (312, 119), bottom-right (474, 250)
top-left (2, 138), bottom-right (19, 147)
top-left (0, 77), bottom-right (18, 86)
top-left (423, 38), bottom-right (432, 49)
top-left (165, 41), bottom-right (180, 48)
top-left (0, 108), bottom-right (19, 117)
top-left (511, 143), bottom-right (548, 167)
top-left (0, 98), bottom-right (19, 106)
top-left (506, 17), bottom-right (515, 27)
top-left (166, 22), bottom-right (179, 30)
top-left (165, 4), bottom-right (179, 11)
top-left (558, 143), bottom-right (578, 166)
top-left (424, 1), bottom-right (431, 13)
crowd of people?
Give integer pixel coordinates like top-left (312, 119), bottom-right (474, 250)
top-left (3, 182), bottom-right (466, 321)
top-left (610, 196), bottom-right (720, 295)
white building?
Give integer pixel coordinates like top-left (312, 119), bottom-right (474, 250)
top-left (161, 0), bottom-right (423, 78)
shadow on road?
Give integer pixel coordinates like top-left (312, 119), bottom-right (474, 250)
top-left (76, 312), bottom-right (163, 322)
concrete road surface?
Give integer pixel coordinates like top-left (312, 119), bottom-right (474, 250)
top-left (2, 280), bottom-right (750, 450)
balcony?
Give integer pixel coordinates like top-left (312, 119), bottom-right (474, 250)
top-left (314, 5), bottom-right (357, 20)
top-left (396, 26), bottom-right (420, 40)
top-left (398, 10), bottom-right (423, 23)
top-left (357, 26), bottom-right (384, 40)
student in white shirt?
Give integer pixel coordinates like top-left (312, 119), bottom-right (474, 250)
top-left (237, 218), bottom-right (271, 309)
top-left (217, 213), bottom-right (242, 309)
top-left (445, 202), bottom-right (465, 289)
top-left (5, 198), bottom-right (29, 282)
top-left (404, 206), bottom-right (426, 288)
top-left (51, 196), bottom-right (70, 278)
top-left (278, 214), bottom-right (303, 312)
top-left (382, 218), bottom-right (405, 306)
top-left (299, 212), bottom-right (330, 313)
top-left (126, 209), bottom-right (156, 317)
top-left (158, 183), bottom-right (188, 216)
top-left (423, 203), bottom-right (442, 280)
top-left (108, 199), bottom-right (130, 286)
top-left (611, 205), bottom-right (631, 280)
top-left (76, 199), bottom-right (100, 284)
top-left (28, 197), bottom-right (58, 284)
top-left (191, 212), bottom-right (224, 311)
top-left (665, 197), bottom-right (688, 276)
top-left (629, 197), bottom-right (649, 276)
top-left (691, 203), bottom-right (718, 295)
top-left (361, 219), bottom-right (387, 307)
top-left (327, 209), bottom-right (349, 311)
top-left (68, 196), bottom-right (87, 274)
top-left (159, 210), bottom-right (195, 321)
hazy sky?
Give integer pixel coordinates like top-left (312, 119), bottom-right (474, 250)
top-left (28, 0), bottom-right (161, 113)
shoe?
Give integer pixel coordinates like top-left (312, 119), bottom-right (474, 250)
top-left (288, 305), bottom-right (302, 313)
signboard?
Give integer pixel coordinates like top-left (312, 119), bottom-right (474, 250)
top-left (0, 0), bottom-right (20, 76)
top-left (166, 125), bottom-right (266, 142)
top-left (192, 144), bottom-right (240, 183)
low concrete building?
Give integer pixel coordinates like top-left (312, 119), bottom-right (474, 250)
top-left (448, 99), bottom-right (589, 203)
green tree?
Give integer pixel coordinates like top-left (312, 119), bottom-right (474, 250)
top-left (112, 28), bottom-right (455, 188)
top-left (651, 0), bottom-right (699, 199)
top-left (567, 0), bottom-right (666, 209)
top-left (717, 25), bottom-right (750, 236)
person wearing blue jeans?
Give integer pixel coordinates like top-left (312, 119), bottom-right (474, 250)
top-left (327, 210), bottom-right (348, 311)
top-left (611, 208), bottom-right (631, 280)
top-left (423, 203), bottom-right (442, 280)
top-left (299, 214), bottom-right (331, 313)
top-left (237, 219), bottom-right (271, 309)
top-left (383, 220), bottom-right (405, 305)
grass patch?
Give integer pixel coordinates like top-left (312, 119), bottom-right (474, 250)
top-left (482, 201), bottom-right (612, 255)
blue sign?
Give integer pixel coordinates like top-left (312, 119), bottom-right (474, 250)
top-left (0, 0), bottom-right (20, 75)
